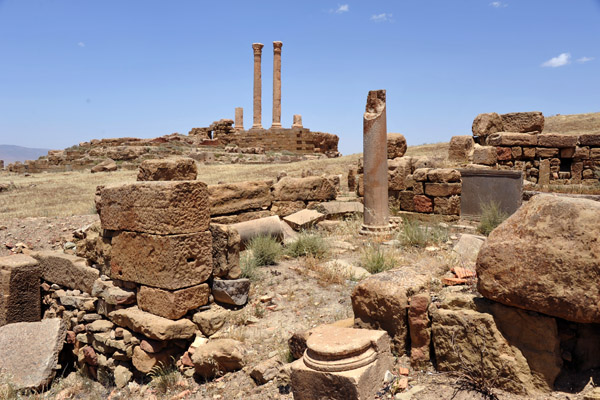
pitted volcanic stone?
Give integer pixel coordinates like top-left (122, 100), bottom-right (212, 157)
top-left (96, 180), bottom-right (210, 234)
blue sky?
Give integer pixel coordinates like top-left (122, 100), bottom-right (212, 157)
top-left (0, 1), bottom-right (598, 155)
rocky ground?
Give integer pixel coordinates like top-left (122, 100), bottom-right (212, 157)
top-left (2, 213), bottom-right (599, 400)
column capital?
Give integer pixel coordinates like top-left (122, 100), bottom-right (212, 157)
top-left (252, 43), bottom-right (264, 55)
top-left (273, 41), bottom-right (283, 53)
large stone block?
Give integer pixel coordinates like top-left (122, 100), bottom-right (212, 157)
top-left (208, 180), bottom-right (272, 216)
top-left (137, 284), bottom-right (210, 320)
top-left (109, 307), bottom-right (196, 340)
top-left (477, 194), bottom-right (600, 323)
top-left (424, 182), bottom-right (461, 197)
top-left (500, 111), bottom-right (544, 133)
top-left (96, 181), bottom-right (210, 234)
top-left (192, 338), bottom-right (247, 378)
top-left (472, 144), bottom-right (497, 165)
top-left (137, 157), bottom-right (198, 181)
top-left (0, 319), bottom-right (66, 391)
top-left (537, 134), bottom-right (578, 148)
top-left (31, 251), bottom-right (99, 294)
top-left (0, 254), bottom-right (41, 326)
top-left (272, 176), bottom-right (336, 202)
top-left (351, 271), bottom-right (409, 354)
top-left (448, 135), bottom-right (474, 162)
top-left (579, 134), bottom-right (600, 146)
top-left (431, 292), bottom-right (560, 395)
top-left (472, 113), bottom-right (503, 138)
top-left (110, 231), bottom-right (212, 290)
top-left (387, 133), bottom-right (407, 159)
top-left (486, 132), bottom-right (538, 146)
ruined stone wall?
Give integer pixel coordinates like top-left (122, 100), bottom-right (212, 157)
top-left (216, 128), bottom-right (340, 158)
top-left (470, 112), bottom-right (600, 185)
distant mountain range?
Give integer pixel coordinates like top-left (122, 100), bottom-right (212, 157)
top-left (0, 145), bottom-right (50, 164)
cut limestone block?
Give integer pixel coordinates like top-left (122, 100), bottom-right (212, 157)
top-left (283, 209), bottom-right (325, 231)
top-left (272, 176), bottom-right (336, 202)
top-left (96, 181), bottom-right (210, 234)
top-left (0, 254), bottom-right (41, 326)
top-left (448, 136), bottom-right (474, 162)
top-left (137, 157), bottom-right (197, 181)
top-left (314, 201), bottom-right (364, 218)
top-left (137, 284), bottom-right (210, 320)
top-left (387, 133), bottom-right (407, 159)
top-left (500, 111), bottom-right (544, 133)
top-left (91, 279), bottom-right (136, 305)
top-left (537, 134), bottom-right (578, 148)
top-left (486, 132), bottom-right (537, 146)
top-left (109, 307), bottom-right (196, 341)
top-left (191, 339), bottom-right (247, 378)
top-left (0, 319), bottom-right (66, 391)
top-left (110, 231), bottom-right (212, 290)
top-left (208, 180), bottom-right (273, 216)
top-left (31, 251), bottom-right (99, 294)
top-left (212, 279), bottom-right (251, 306)
top-left (290, 326), bottom-right (393, 400)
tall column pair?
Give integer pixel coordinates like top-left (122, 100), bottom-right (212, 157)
top-left (252, 41), bottom-right (282, 130)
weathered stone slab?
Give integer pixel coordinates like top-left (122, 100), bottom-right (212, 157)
top-left (270, 200), bottom-right (305, 217)
top-left (426, 169), bottom-right (461, 183)
top-left (272, 176), bottom-right (336, 202)
top-left (486, 132), bottom-right (537, 146)
top-left (0, 319), bottom-right (66, 391)
top-left (409, 294), bottom-right (431, 369)
top-left (537, 134), bottom-right (578, 148)
top-left (132, 345), bottom-right (180, 374)
top-left (536, 147), bottom-right (559, 158)
top-left (315, 201), bottom-right (363, 218)
top-left (109, 306), bottom-right (196, 341)
top-left (212, 279), bottom-right (250, 306)
top-left (31, 251), bottom-right (99, 294)
top-left (0, 254), bottom-right (41, 326)
top-left (500, 111), bottom-right (544, 133)
top-left (283, 209), bottom-right (325, 231)
top-left (137, 283), bottom-right (210, 320)
top-left (477, 194), bottom-right (600, 324)
top-left (452, 234), bottom-right (485, 266)
top-left (208, 180), bottom-right (272, 216)
top-left (91, 279), bottom-right (136, 305)
top-left (110, 230), bottom-right (212, 290)
top-left (137, 157), bottom-right (197, 181)
top-left (96, 181), bottom-right (210, 234)
top-left (459, 169), bottom-right (522, 217)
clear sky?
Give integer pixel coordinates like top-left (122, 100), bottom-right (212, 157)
top-left (0, 0), bottom-right (598, 155)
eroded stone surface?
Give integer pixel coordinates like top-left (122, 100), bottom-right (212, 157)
top-left (109, 307), bottom-right (196, 341)
top-left (212, 279), bottom-right (250, 306)
top-left (111, 230), bottom-right (212, 290)
top-left (0, 319), bottom-right (66, 391)
top-left (96, 181), bottom-right (210, 234)
top-left (191, 339), bottom-right (247, 377)
top-left (137, 157), bottom-right (198, 181)
top-left (208, 180), bottom-right (272, 216)
top-left (477, 194), bottom-right (600, 323)
top-left (137, 284), bottom-right (210, 320)
top-left (0, 254), bottom-right (41, 326)
top-left (272, 176), bottom-right (336, 202)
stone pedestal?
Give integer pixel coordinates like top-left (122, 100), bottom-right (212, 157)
top-left (292, 114), bottom-right (303, 128)
top-left (252, 43), bottom-right (264, 129)
top-left (234, 107), bottom-right (244, 132)
top-left (290, 326), bottom-right (393, 400)
top-left (272, 41), bottom-right (282, 128)
top-left (360, 90), bottom-right (392, 235)
top-left (0, 255), bottom-right (41, 326)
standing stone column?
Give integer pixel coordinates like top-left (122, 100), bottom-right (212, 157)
top-left (272, 41), bottom-right (283, 128)
top-left (252, 43), bottom-right (264, 129)
top-left (292, 114), bottom-right (303, 129)
top-left (235, 107), bottom-right (244, 132)
top-left (361, 90), bottom-right (392, 236)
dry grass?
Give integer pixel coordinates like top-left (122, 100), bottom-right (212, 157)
top-left (0, 153), bottom-right (361, 219)
top-left (543, 112), bottom-right (600, 135)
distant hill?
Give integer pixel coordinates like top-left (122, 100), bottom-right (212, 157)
top-left (0, 145), bottom-right (50, 164)
top-left (544, 112), bottom-right (600, 136)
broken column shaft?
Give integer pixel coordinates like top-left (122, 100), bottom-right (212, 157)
top-left (361, 90), bottom-right (392, 235)
top-left (235, 107), bottom-right (244, 132)
top-left (252, 43), bottom-right (264, 129)
top-left (272, 41), bottom-right (283, 128)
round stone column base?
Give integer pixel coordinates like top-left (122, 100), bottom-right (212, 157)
top-left (359, 223), bottom-right (393, 237)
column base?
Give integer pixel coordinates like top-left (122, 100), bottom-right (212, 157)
top-left (359, 223), bottom-right (393, 237)
top-left (270, 123), bottom-right (282, 128)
